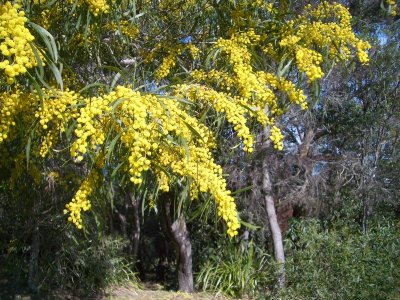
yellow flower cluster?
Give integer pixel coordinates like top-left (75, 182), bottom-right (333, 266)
top-left (155, 144), bottom-right (240, 237)
top-left (259, 72), bottom-right (308, 110)
top-left (36, 89), bottom-right (79, 131)
top-left (112, 86), bottom-right (213, 183)
top-left (251, 0), bottom-right (272, 10)
top-left (84, 0), bottom-right (110, 16)
top-left (186, 43), bottom-right (200, 59)
top-left (184, 2), bottom-right (370, 156)
top-left (0, 90), bottom-right (20, 142)
top-left (0, 2), bottom-right (37, 84)
top-left (190, 31), bottom-right (309, 151)
top-left (154, 43), bottom-right (200, 80)
top-left (70, 95), bottom-right (111, 161)
top-left (176, 84), bottom-right (254, 153)
top-left (64, 170), bottom-right (99, 229)
top-left (192, 69), bottom-right (235, 91)
top-left (35, 89), bottom-right (80, 157)
top-left (116, 88), bottom-right (155, 184)
top-left (295, 47), bottom-right (324, 82)
top-left (270, 126), bottom-right (284, 150)
top-left (279, 2), bottom-right (371, 74)
top-left (106, 20), bottom-right (139, 39)
top-left (23, 84), bottom-right (237, 234)
top-left (0, 90), bottom-right (33, 143)
top-left (68, 0), bottom-right (110, 16)
top-left (386, 0), bottom-right (398, 16)
top-left (155, 54), bottom-right (176, 80)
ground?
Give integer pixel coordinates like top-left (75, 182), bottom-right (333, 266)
top-left (1, 281), bottom-right (231, 300)
top-left (103, 283), bottom-right (230, 300)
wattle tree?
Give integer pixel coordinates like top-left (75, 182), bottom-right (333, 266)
top-left (0, 0), bottom-right (375, 292)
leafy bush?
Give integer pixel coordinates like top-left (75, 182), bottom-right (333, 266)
top-left (196, 240), bottom-right (274, 298)
top-left (0, 200), bottom-right (138, 296)
top-left (278, 218), bottom-right (400, 300)
top-left (42, 233), bottom-right (137, 294)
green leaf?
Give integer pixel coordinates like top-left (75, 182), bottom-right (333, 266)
top-left (181, 119), bottom-right (204, 142)
top-left (240, 220), bottom-right (261, 230)
top-left (231, 185), bottom-right (254, 195)
top-left (111, 162), bottom-right (125, 178)
top-left (106, 133), bottom-right (121, 162)
top-left (277, 59), bottom-right (293, 78)
top-left (79, 82), bottom-right (108, 94)
top-left (26, 134), bottom-right (32, 169)
top-left (29, 22), bottom-right (59, 63)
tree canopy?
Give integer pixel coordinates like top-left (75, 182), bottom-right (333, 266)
top-left (0, 0), bottom-right (399, 297)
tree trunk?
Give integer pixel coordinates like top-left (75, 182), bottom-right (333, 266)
top-left (171, 218), bottom-right (193, 292)
top-left (28, 224), bottom-right (40, 291)
top-left (163, 198), bottom-right (194, 293)
top-left (262, 125), bottom-right (285, 288)
top-left (129, 192), bottom-right (141, 260)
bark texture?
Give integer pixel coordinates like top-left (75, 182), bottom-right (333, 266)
top-left (263, 125), bottom-right (285, 288)
top-left (171, 218), bottom-right (193, 293)
top-left (163, 198), bottom-right (194, 292)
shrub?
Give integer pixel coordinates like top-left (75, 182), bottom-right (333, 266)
top-left (278, 218), bottom-right (400, 300)
top-left (196, 240), bottom-right (274, 298)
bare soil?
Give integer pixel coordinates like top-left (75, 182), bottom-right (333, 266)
top-left (103, 283), bottom-right (230, 300)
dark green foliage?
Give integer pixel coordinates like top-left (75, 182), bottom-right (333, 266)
top-left (45, 233), bottom-right (137, 293)
top-left (279, 215), bottom-right (400, 299)
top-left (0, 178), bottom-right (137, 296)
top-left (1, 224), bottom-right (137, 296)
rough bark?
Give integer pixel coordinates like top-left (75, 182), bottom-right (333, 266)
top-left (163, 198), bottom-right (194, 293)
top-left (263, 125), bottom-right (285, 288)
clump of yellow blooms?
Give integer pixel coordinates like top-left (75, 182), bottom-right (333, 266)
top-left (189, 30), bottom-right (308, 150)
top-left (106, 20), bottom-right (139, 39)
top-left (175, 84), bottom-right (255, 153)
top-left (0, 91), bottom-right (20, 142)
top-left (156, 144), bottom-right (240, 236)
top-left (270, 126), bottom-right (284, 151)
top-left (154, 43), bottom-right (202, 79)
top-left (0, 2), bottom-right (38, 84)
top-left (295, 47), bottom-right (324, 81)
top-left (186, 43), bottom-right (200, 59)
top-left (11, 84), bottom-right (240, 235)
top-left (68, 0), bottom-right (110, 16)
top-left (70, 94), bottom-right (111, 161)
top-left (0, 90), bottom-right (34, 143)
top-left (64, 170), bottom-right (99, 229)
top-left (35, 89), bottom-right (80, 157)
top-left (83, 0), bottom-right (110, 16)
top-left (60, 86), bottom-right (238, 236)
top-left (280, 2), bottom-right (371, 74)
top-left (183, 2), bottom-right (371, 153)
top-left (386, 0), bottom-right (398, 16)
top-left (155, 54), bottom-right (176, 80)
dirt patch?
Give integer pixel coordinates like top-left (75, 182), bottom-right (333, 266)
top-left (103, 283), bottom-right (230, 300)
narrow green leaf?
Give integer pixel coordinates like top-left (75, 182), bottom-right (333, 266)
top-left (111, 162), bottom-right (125, 178)
top-left (106, 133), bottom-right (121, 161)
top-left (231, 185), bottom-right (254, 195)
top-left (26, 134), bottom-right (32, 169)
top-left (240, 220), bottom-right (261, 230)
top-left (29, 22), bottom-right (59, 63)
